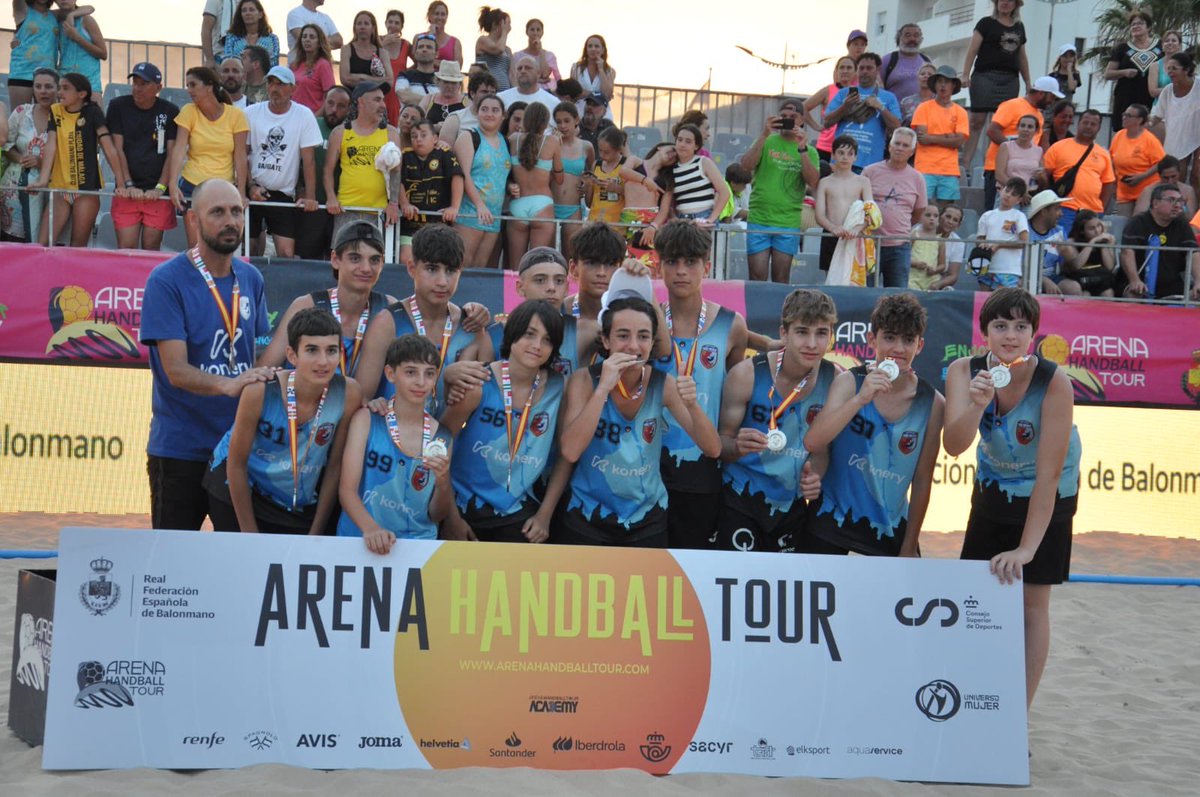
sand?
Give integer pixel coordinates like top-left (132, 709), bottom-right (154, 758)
top-left (2, 514), bottom-right (1198, 795)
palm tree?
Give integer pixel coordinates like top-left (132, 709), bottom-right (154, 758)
top-left (1086, 0), bottom-right (1200, 64)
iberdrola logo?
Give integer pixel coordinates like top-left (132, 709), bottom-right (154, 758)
top-left (46, 285), bottom-right (139, 362)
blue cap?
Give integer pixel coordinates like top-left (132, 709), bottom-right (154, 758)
top-left (128, 62), bottom-right (162, 84)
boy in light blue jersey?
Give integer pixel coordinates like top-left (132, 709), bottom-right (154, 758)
top-left (801, 293), bottom-right (945, 556)
top-left (205, 308), bottom-right (362, 533)
top-left (339, 334), bottom-right (454, 553)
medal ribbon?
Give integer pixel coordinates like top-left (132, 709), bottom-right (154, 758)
top-left (408, 295), bottom-right (454, 395)
top-left (767, 352), bottom-right (812, 432)
top-left (191, 247), bottom-right (240, 372)
top-left (615, 365), bottom-right (646, 401)
top-left (329, 288), bottom-right (371, 375)
top-left (664, 300), bottom-right (707, 377)
top-left (571, 298), bottom-right (581, 319)
top-left (285, 371), bottom-right (328, 510)
top-left (385, 400), bottom-right (432, 455)
top-left (501, 360), bottom-right (541, 490)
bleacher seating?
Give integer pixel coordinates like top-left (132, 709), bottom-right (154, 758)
top-left (712, 133), bottom-right (754, 156)
top-left (624, 126), bottom-right (662, 155)
top-left (102, 83), bottom-right (133, 104)
top-left (160, 87), bottom-right (191, 109)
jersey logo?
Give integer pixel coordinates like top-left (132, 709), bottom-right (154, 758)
top-left (898, 430), bottom-right (919, 455)
top-left (1015, 420), bottom-right (1036, 445)
top-left (530, 411), bottom-right (550, 437)
top-left (806, 403), bottom-right (824, 425)
top-left (700, 344), bottom-right (719, 369)
top-left (411, 464), bottom-right (430, 490)
top-left (642, 419), bottom-right (657, 443)
top-left (314, 422), bottom-right (336, 447)
top-left (551, 357), bottom-right (572, 377)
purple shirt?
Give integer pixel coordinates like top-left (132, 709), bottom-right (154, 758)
top-left (881, 52), bottom-right (930, 103)
top-left (862, 161), bottom-right (927, 246)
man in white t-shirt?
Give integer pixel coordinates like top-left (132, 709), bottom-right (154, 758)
top-left (287, 0), bottom-right (343, 63)
top-left (974, 176), bottom-right (1030, 290)
top-left (201, 0), bottom-right (238, 68)
top-left (220, 56), bottom-right (248, 109)
top-left (245, 66), bottom-right (323, 258)
top-left (497, 54), bottom-right (561, 115)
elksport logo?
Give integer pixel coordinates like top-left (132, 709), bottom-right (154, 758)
top-left (915, 679), bottom-right (961, 722)
top-left (894, 598), bottom-right (959, 627)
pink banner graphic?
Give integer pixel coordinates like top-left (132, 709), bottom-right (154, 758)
top-left (0, 245), bottom-right (160, 365)
top-left (973, 294), bottom-right (1200, 408)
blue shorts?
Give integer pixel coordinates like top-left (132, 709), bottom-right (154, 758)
top-left (510, 195), bottom-right (554, 219)
top-left (554, 203), bottom-right (581, 220)
top-left (979, 272), bottom-right (1021, 290)
top-left (746, 222), bottom-right (801, 257)
top-left (924, 174), bottom-right (961, 201)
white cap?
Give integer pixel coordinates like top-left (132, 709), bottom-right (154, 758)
top-left (1032, 76), bottom-right (1066, 98)
top-left (599, 269), bottom-right (655, 325)
top-left (1059, 43), bottom-right (1077, 56)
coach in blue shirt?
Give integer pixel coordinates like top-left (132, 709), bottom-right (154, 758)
top-left (140, 179), bottom-right (275, 529)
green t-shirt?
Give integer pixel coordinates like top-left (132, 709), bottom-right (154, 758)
top-left (747, 134), bottom-right (818, 229)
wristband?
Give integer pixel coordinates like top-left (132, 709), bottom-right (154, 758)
top-left (155, 183), bottom-right (167, 192)
top-left (124, 179), bottom-right (135, 188)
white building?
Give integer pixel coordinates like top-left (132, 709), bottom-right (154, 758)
top-left (865, 0), bottom-right (1115, 112)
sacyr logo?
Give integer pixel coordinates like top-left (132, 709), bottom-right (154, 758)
top-left (894, 598), bottom-right (959, 627)
top-left (915, 679), bottom-right (961, 722)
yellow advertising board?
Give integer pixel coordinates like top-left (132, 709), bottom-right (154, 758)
top-left (2, 363), bottom-right (1198, 538)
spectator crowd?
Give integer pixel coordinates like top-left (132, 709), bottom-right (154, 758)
top-left (1, 1), bottom-right (1197, 300)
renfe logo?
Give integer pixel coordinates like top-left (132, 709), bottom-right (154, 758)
top-left (182, 733), bottom-right (224, 748)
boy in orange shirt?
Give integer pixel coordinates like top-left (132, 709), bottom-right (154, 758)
top-left (912, 67), bottom-right (968, 210)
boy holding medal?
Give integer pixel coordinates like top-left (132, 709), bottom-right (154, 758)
top-left (715, 289), bottom-right (836, 552)
top-left (801, 293), bottom-right (944, 556)
top-left (258, 221), bottom-right (398, 378)
top-left (944, 287), bottom-right (1081, 709)
top-left (204, 308), bottom-right (361, 533)
top-left (338, 334), bottom-right (454, 552)
top-left (355, 224), bottom-right (493, 414)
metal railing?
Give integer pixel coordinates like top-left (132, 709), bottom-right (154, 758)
top-left (8, 182), bottom-right (1197, 306)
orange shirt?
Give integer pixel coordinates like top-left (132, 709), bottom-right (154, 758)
top-left (1109, 129), bottom-right (1165, 203)
top-left (1042, 138), bottom-right (1116, 212)
top-left (912, 99), bottom-right (970, 176)
top-left (984, 97), bottom-right (1041, 171)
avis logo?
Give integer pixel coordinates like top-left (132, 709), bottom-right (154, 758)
top-left (894, 598), bottom-right (959, 627)
top-left (915, 679), bottom-right (961, 722)
top-left (640, 731), bottom-right (671, 763)
top-left (79, 556), bottom-right (120, 616)
top-left (74, 661), bottom-right (133, 708)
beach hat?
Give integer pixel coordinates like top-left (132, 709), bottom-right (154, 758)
top-left (434, 60), bottom-right (466, 82)
top-left (927, 65), bottom-right (962, 93)
top-left (1032, 76), bottom-right (1066, 98)
top-left (1059, 43), bottom-right (1077, 56)
top-left (128, 62), bottom-right (162, 84)
top-left (847, 29), bottom-right (868, 44)
top-left (599, 269), bottom-right (654, 324)
top-left (265, 65), bottom-right (296, 85)
top-left (351, 80), bottom-right (391, 100)
top-left (332, 220), bottom-right (386, 253)
top-left (1028, 190), bottom-right (1067, 218)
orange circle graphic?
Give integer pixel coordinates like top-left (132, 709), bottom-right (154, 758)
top-left (395, 543), bottom-right (710, 772)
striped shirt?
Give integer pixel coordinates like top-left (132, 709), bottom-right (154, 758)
top-left (672, 157), bottom-right (716, 217)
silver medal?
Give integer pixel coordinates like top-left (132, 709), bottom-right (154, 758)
top-left (988, 365), bottom-right (1011, 388)
top-left (766, 429), bottom-right (787, 452)
top-left (423, 439), bottom-right (448, 459)
top-left (877, 359), bottom-right (900, 381)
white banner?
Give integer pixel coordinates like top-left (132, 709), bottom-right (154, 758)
top-left (43, 528), bottom-right (1028, 784)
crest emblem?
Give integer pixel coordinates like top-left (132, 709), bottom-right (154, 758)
top-left (551, 357), bottom-right (572, 377)
top-left (411, 465), bottom-right (430, 490)
top-left (78, 557), bottom-right (120, 616)
top-left (641, 419), bottom-right (657, 443)
top-left (1015, 420), bottom-right (1036, 445)
top-left (700, 344), bottom-right (718, 369)
top-left (314, 422), bottom-right (336, 446)
top-left (898, 430), bottom-right (919, 455)
top-left (530, 412), bottom-right (550, 437)
top-left (806, 403), bottom-right (824, 425)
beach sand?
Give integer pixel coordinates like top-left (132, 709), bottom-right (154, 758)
top-left (2, 514), bottom-right (1197, 795)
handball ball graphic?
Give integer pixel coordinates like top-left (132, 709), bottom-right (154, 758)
top-left (49, 285), bottom-right (93, 332)
top-left (77, 660), bottom-right (106, 690)
top-left (1037, 334), bottom-right (1069, 365)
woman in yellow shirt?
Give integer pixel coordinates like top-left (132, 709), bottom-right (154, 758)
top-left (167, 66), bottom-right (249, 246)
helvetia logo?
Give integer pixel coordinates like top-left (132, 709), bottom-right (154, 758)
top-left (79, 556), bottom-right (121, 616)
top-left (639, 732), bottom-right (671, 763)
top-left (74, 660), bottom-right (134, 708)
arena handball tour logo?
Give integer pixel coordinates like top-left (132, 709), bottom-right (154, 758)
top-left (74, 660), bottom-right (135, 709)
top-left (46, 284), bottom-right (141, 362)
top-left (79, 556), bottom-right (121, 616)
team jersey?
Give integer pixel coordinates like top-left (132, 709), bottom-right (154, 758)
top-left (566, 365), bottom-right (669, 528)
top-left (722, 355), bottom-right (837, 515)
top-left (209, 375), bottom-right (347, 510)
top-left (970, 355), bottom-right (1082, 522)
top-left (379, 301), bottom-right (474, 416)
top-left (652, 304), bottom-right (734, 493)
top-left (336, 412), bottom-right (451, 539)
top-left (810, 367), bottom-right (936, 555)
top-left (487, 313), bottom-right (580, 378)
top-left (310, 289), bottom-right (389, 377)
top-left (451, 368), bottom-right (563, 522)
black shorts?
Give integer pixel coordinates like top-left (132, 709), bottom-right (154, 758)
top-left (249, 190), bottom-right (299, 239)
top-left (463, 498), bottom-right (538, 543)
top-left (202, 460), bottom-right (319, 534)
top-left (713, 485), bottom-right (809, 553)
top-left (819, 232), bottom-right (836, 271)
top-left (554, 503), bottom-right (668, 548)
top-left (960, 510), bottom-right (1073, 585)
top-left (665, 488), bottom-right (720, 550)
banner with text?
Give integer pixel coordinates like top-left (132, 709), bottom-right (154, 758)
top-left (43, 529), bottom-right (1028, 784)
